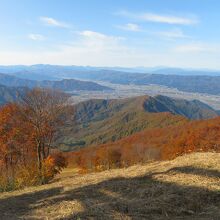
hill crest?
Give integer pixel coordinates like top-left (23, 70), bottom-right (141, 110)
top-left (58, 95), bottom-right (218, 151)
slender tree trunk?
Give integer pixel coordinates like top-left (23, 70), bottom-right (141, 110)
top-left (42, 143), bottom-right (46, 159)
top-left (10, 154), bottom-right (15, 184)
top-left (37, 141), bottom-right (43, 184)
top-left (46, 147), bottom-right (50, 158)
top-left (5, 156), bottom-right (9, 184)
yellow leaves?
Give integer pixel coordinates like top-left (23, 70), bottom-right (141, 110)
top-left (43, 154), bottom-right (67, 183)
top-left (44, 156), bottom-right (56, 171)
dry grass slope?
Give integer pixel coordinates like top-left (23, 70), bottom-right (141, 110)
top-left (0, 152), bottom-right (219, 220)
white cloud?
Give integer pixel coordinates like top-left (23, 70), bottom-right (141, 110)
top-left (157, 29), bottom-right (189, 39)
top-left (118, 11), bottom-right (198, 25)
top-left (74, 30), bottom-right (125, 51)
top-left (28, 34), bottom-right (45, 41)
top-left (40, 16), bottom-right (70, 28)
top-left (0, 30), bottom-right (129, 66)
top-left (1, 45), bottom-right (220, 69)
top-left (1, 31), bottom-right (220, 69)
top-left (79, 30), bottom-right (117, 40)
top-left (174, 43), bottom-right (216, 53)
top-left (116, 23), bottom-right (141, 32)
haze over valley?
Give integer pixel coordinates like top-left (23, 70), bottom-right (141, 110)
top-left (1, 65), bottom-right (220, 110)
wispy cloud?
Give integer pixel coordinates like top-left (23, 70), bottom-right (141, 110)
top-left (74, 30), bottom-right (125, 51)
top-left (116, 23), bottom-right (141, 32)
top-left (118, 11), bottom-right (198, 25)
top-left (28, 34), bottom-right (45, 41)
top-left (1, 39), bottom-right (220, 68)
top-left (40, 16), bottom-right (70, 28)
top-left (174, 43), bottom-right (216, 53)
top-left (157, 29), bottom-right (189, 39)
top-left (79, 30), bottom-right (114, 39)
top-left (3, 29), bottom-right (220, 68)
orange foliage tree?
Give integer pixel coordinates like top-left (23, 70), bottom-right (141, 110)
top-left (0, 88), bottom-right (70, 191)
top-left (0, 103), bottom-right (36, 190)
top-left (18, 88), bottom-right (70, 183)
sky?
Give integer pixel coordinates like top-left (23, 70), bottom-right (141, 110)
top-left (0, 0), bottom-right (220, 69)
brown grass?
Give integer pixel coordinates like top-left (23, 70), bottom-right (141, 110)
top-left (0, 152), bottom-right (219, 219)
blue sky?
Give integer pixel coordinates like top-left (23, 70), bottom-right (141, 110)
top-left (0, 0), bottom-right (220, 68)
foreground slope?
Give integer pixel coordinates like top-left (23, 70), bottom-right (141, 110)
top-left (0, 152), bottom-right (219, 219)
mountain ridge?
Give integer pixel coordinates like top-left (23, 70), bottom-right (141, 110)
top-left (57, 95), bottom-right (218, 151)
top-left (0, 84), bottom-right (28, 105)
top-left (1, 65), bottom-right (220, 95)
top-left (0, 73), bottom-right (112, 92)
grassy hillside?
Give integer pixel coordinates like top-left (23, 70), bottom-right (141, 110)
top-left (58, 95), bottom-right (218, 151)
top-left (0, 152), bottom-right (219, 219)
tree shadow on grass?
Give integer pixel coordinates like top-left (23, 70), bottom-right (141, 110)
top-left (0, 187), bottom-right (63, 219)
top-left (167, 166), bottom-right (220, 179)
top-left (0, 166), bottom-right (219, 220)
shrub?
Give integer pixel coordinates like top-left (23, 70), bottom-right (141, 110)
top-left (43, 153), bottom-right (68, 183)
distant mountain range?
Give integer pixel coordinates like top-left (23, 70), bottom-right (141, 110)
top-left (0, 72), bottom-right (112, 92)
top-left (39, 79), bottom-right (112, 92)
top-left (61, 70), bottom-right (220, 95)
top-left (0, 65), bottom-right (220, 95)
top-left (151, 67), bottom-right (220, 76)
top-left (57, 95), bottom-right (219, 151)
top-left (0, 84), bottom-right (28, 105)
top-left (1, 65), bottom-right (220, 77)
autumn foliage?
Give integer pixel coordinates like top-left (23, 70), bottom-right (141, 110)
top-left (43, 152), bottom-right (68, 181)
top-left (67, 117), bottom-right (220, 173)
top-left (0, 88), bottom-right (69, 191)
top-left (1, 88), bottom-right (220, 191)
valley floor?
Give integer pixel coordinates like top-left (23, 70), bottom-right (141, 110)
top-left (0, 152), bottom-right (219, 220)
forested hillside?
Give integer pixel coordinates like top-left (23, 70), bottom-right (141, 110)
top-left (57, 95), bottom-right (218, 150)
top-left (67, 116), bottom-right (220, 173)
